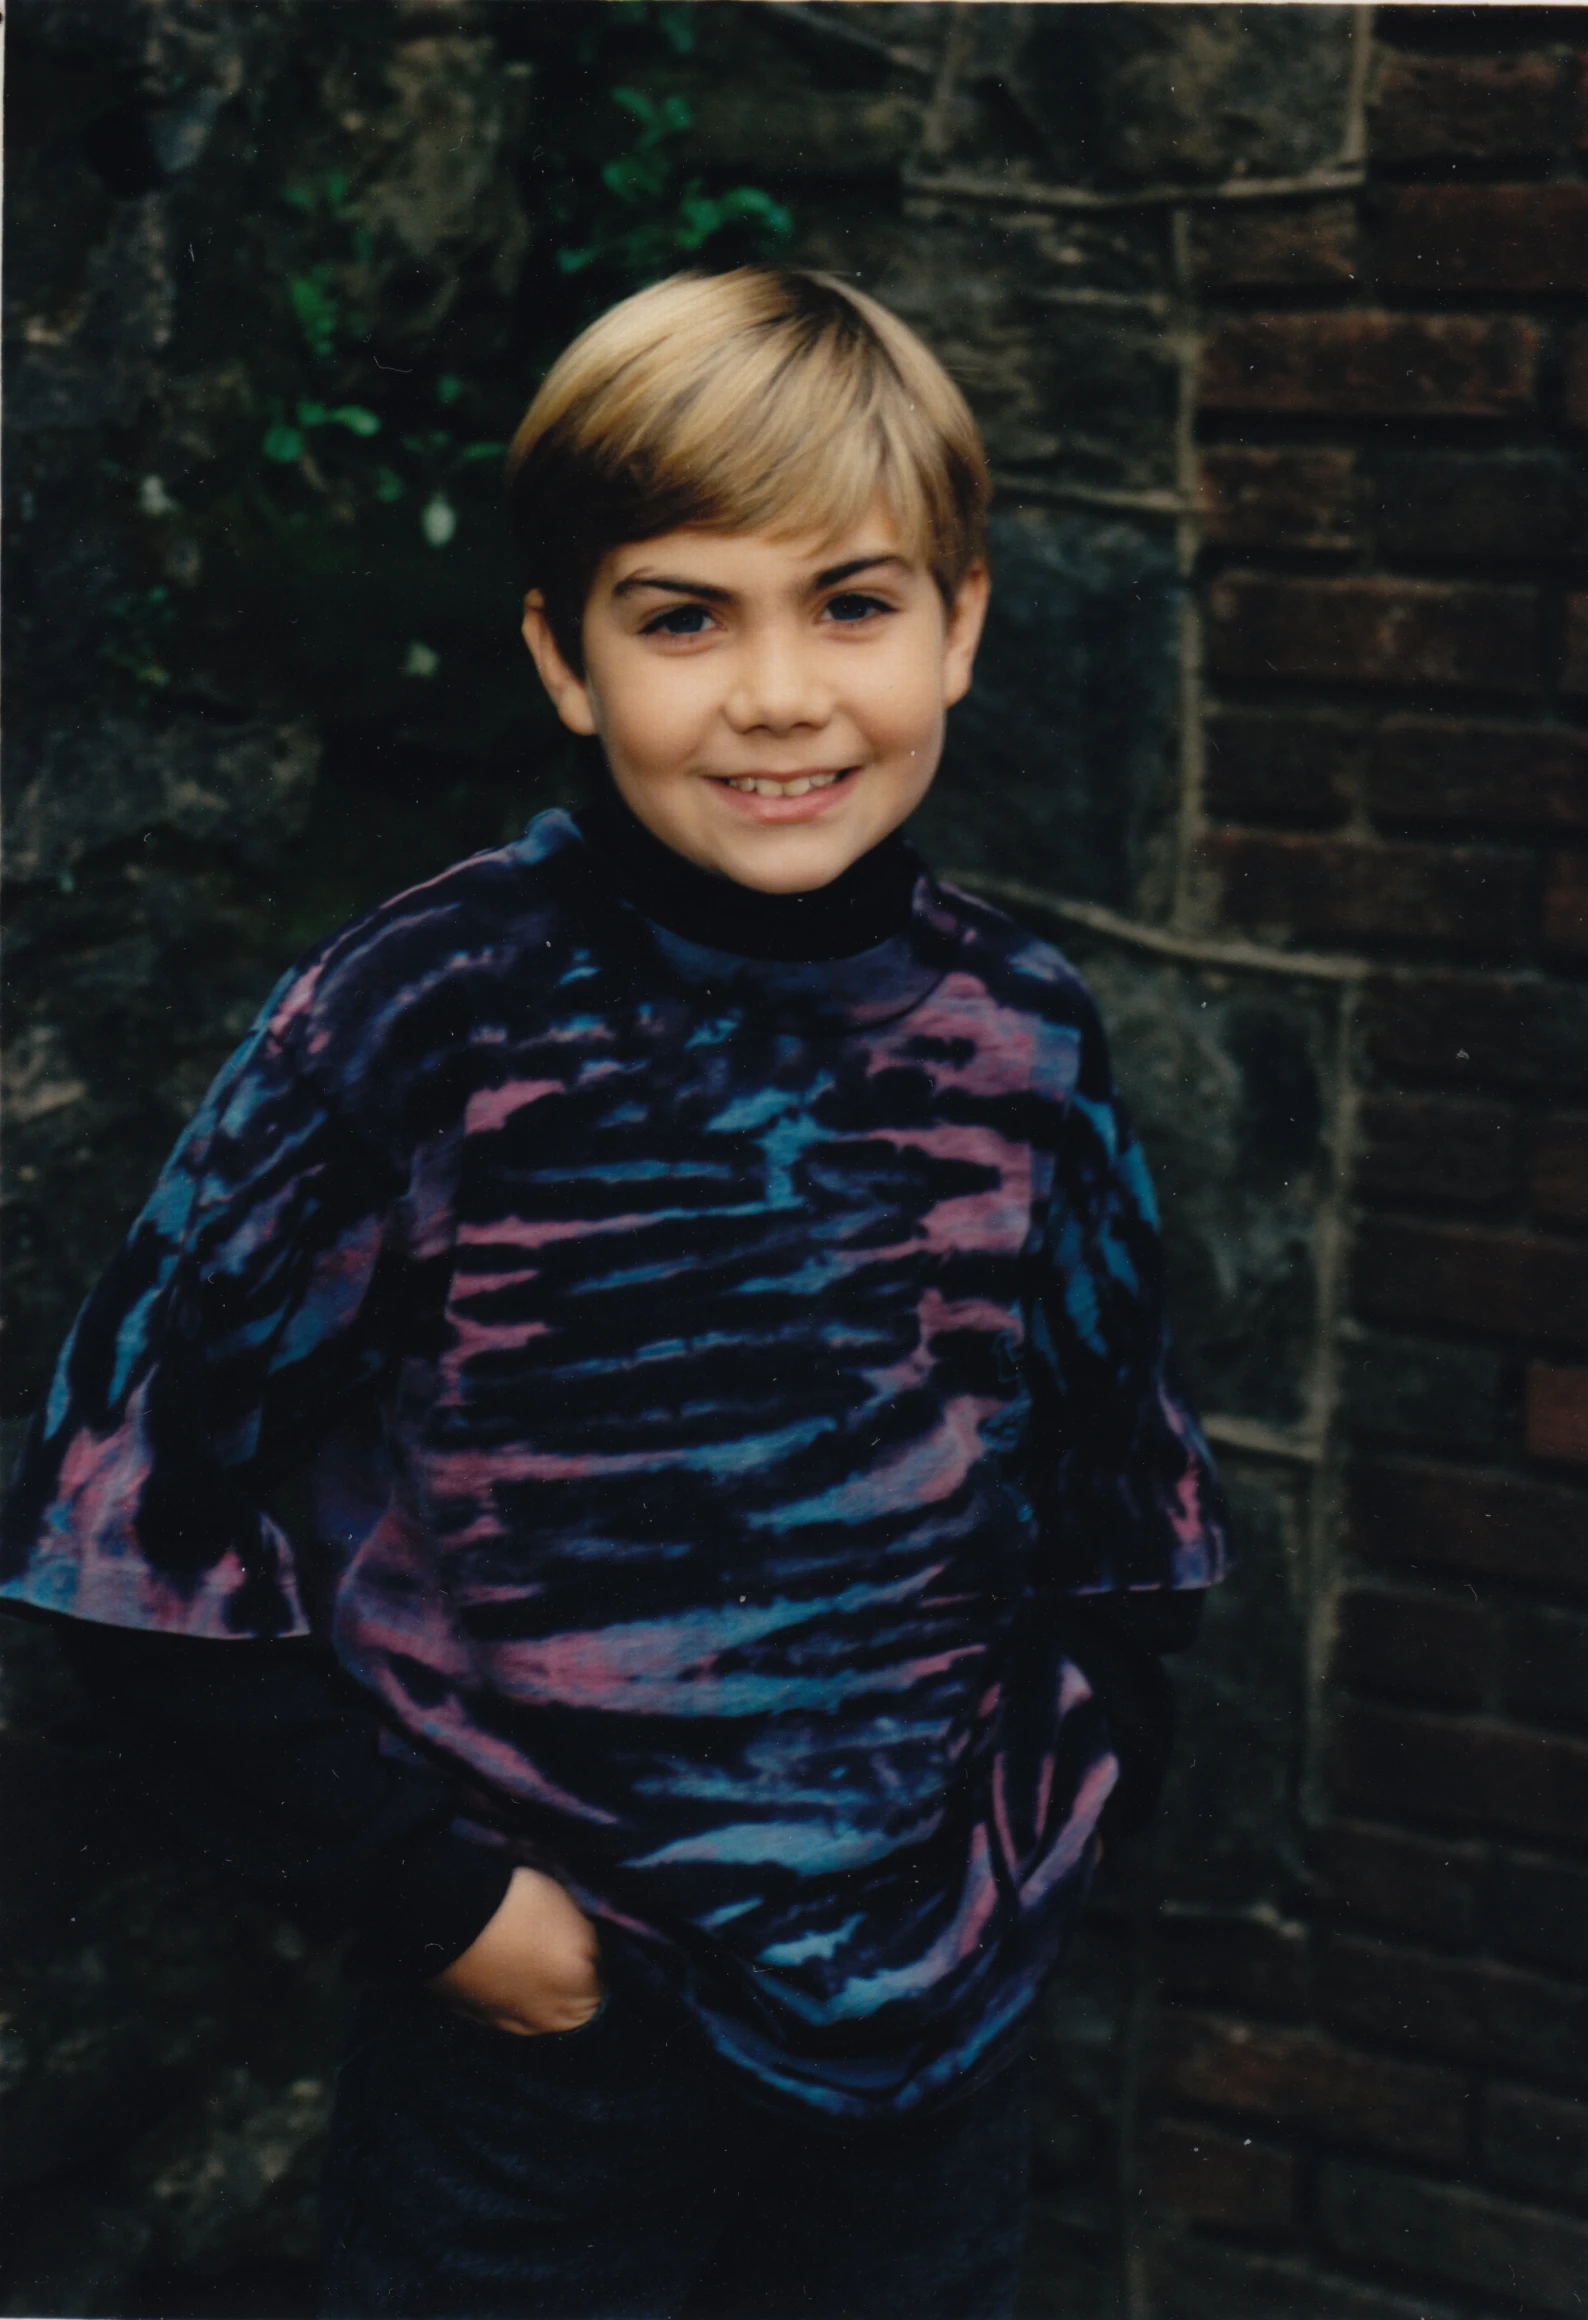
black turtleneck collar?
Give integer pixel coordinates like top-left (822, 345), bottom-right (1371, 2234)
top-left (576, 782), bottom-right (923, 963)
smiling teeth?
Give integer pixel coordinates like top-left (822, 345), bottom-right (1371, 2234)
top-left (726, 771), bottom-right (842, 796)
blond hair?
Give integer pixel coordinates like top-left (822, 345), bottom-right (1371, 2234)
top-left (506, 267), bottom-right (990, 667)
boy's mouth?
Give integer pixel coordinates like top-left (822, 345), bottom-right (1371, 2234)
top-left (713, 767), bottom-right (855, 799)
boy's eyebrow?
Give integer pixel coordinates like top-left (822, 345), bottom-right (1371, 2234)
top-left (812, 553), bottom-right (910, 588)
top-left (612, 572), bottom-right (733, 603)
top-left (609, 553), bottom-right (911, 604)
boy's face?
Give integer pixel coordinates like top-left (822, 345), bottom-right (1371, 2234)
top-left (522, 504), bottom-right (988, 893)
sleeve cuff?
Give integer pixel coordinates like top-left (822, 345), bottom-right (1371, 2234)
top-left (348, 1824), bottom-right (517, 1983)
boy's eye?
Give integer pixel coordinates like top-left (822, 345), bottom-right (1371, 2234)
top-left (643, 603), bottom-right (715, 637)
top-left (824, 592), bottom-right (892, 624)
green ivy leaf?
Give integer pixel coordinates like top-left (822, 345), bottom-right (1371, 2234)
top-left (329, 405), bottom-right (381, 437)
top-left (658, 5), bottom-right (696, 56)
top-left (262, 424), bottom-right (305, 463)
top-left (436, 374), bottom-right (464, 406)
top-left (288, 274), bottom-right (340, 358)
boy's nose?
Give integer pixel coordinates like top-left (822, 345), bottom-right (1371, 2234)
top-left (724, 632), bottom-right (831, 734)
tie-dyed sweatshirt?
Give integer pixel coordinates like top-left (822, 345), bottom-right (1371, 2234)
top-left (1, 806), bottom-right (1225, 2120)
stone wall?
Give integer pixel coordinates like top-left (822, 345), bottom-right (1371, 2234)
top-left (2, 7), bottom-right (1584, 2316)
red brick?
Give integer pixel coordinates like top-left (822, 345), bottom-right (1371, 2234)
top-left (1369, 720), bottom-right (1588, 834)
top-left (1149, 2120), bottom-right (1296, 2236)
top-left (1331, 1703), bottom-right (1588, 1848)
top-left (1313, 1819), bottom-right (1483, 1944)
top-left (1564, 326), bottom-right (1588, 431)
top-left (1205, 576), bottom-right (1538, 694)
top-left (1528, 1363), bottom-right (1588, 1467)
top-left (1383, 184), bottom-right (1588, 297)
top-left (1325, 1932), bottom-right (1588, 2095)
top-left (1351, 1454), bottom-right (1588, 1593)
top-left (1351, 1218), bottom-right (1588, 1347)
top-left (1360, 972), bottom-right (1588, 1095)
top-left (1200, 312), bottom-right (1540, 419)
top-left (1332, 1586), bottom-right (1487, 1708)
top-left (1199, 447), bottom-right (1360, 553)
top-left (1369, 51), bottom-right (1561, 164)
top-left (1355, 1094), bottom-right (1516, 1207)
top-left (1206, 833), bottom-right (1532, 952)
top-left (1531, 1116), bottom-right (1588, 1224)
top-left (1191, 200), bottom-right (1359, 290)
top-left (1318, 2161), bottom-right (1588, 2314)
top-left (1341, 1329), bottom-right (1507, 1457)
top-left (1150, 2009), bottom-right (1465, 2164)
top-left (1377, 452), bottom-right (1581, 562)
top-left (1505, 1605), bottom-right (1588, 1733)
top-left (1564, 595), bottom-right (1588, 695)
top-left (1203, 712), bottom-right (1358, 827)
top-left (1544, 853), bottom-right (1588, 956)
top-left (1483, 2081), bottom-right (1588, 2206)
top-left (1324, 1931), bottom-right (1588, 2081)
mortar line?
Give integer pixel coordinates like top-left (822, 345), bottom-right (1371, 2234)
top-left (902, 163), bottom-right (1366, 216)
top-left (1299, 976), bottom-right (1365, 1844)
top-left (991, 475), bottom-right (1192, 521)
top-left (1299, 0), bottom-right (1372, 1890)
top-left (1201, 1413), bottom-right (1324, 1466)
top-left (1337, 5), bottom-right (1376, 169)
top-left (949, 879), bottom-right (1372, 983)
top-left (918, 2), bottom-right (977, 164)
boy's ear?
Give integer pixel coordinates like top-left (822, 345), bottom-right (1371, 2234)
top-left (941, 564), bottom-right (990, 711)
top-left (521, 593), bottom-right (599, 738)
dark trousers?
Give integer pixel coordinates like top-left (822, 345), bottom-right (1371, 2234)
top-left (321, 1978), bottom-right (1030, 2320)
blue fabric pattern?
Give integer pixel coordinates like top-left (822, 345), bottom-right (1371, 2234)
top-left (2, 809), bottom-right (1225, 2120)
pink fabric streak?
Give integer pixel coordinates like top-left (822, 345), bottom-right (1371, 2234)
top-left (464, 1079), bottom-right (565, 1136)
top-left (266, 956), bottom-right (328, 1041)
top-left (881, 977), bottom-right (1037, 1099)
top-left (454, 1209), bottom-right (653, 1252)
top-left (1018, 1752), bottom-right (1118, 1913)
top-left (47, 1384), bottom-right (308, 1637)
top-left (861, 1288), bottom-right (1021, 1405)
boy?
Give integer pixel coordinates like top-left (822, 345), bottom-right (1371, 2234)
top-left (2, 268), bottom-right (1225, 2319)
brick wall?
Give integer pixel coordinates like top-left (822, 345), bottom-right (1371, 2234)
top-left (1149, 12), bottom-right (1588, 2314)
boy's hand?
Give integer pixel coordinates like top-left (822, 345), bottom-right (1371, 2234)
top-left (431, 1865), bottom-right (603, 2037)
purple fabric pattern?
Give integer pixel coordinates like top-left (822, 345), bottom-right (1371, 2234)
top-left (2, 810), bottom-right (1225, 2119)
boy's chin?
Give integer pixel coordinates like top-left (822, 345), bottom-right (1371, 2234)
top-left (707, 831), bottom-right (882, 893)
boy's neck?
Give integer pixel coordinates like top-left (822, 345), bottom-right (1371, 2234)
top-left (577, 783), bottom-right (921, 963)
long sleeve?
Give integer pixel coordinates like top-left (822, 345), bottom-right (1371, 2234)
top-left (1, 970), bottom-right (408, 1638)
top-left (0, 968), bottom-right (513, 1973)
